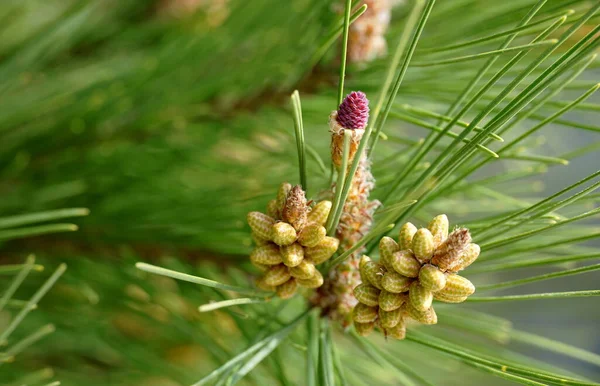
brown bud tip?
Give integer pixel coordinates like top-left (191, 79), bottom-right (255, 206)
top-left (336, 91), bottom-right (369, 130)
top-left (431, 227), bottom-right (472, 271)
top-left (282, 185), bottom-right (308, 231)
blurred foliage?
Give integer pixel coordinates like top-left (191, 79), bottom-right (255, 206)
top-left (0, 0), bottom-right (599, 385)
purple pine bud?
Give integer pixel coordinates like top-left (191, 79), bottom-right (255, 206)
top-left (336, 91), bottom-right (369, 130)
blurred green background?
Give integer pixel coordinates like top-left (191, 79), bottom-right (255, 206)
top-left (1, 0), bottom-right (599, 385)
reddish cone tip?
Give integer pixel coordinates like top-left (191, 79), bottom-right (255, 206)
top-left (336, 91), bottom-right (369, 130)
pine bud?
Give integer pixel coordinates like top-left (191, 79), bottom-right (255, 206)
top-left (247, 212), bottom-right (275, 241)
top-left (282, 185), bottom-right (308, 231)
top-left (379, 307), bottom-right (402, 328)
top-left (359, 255), bottom-right (371, 270)
top-left (298, 223), bottom-right (326, 248)
top-left (280, 243), bottom-right (304, 267)
top-left (361, 260), bottom-right (385, 290)
top-left (276, 278), bottom-right (298, 299)
top-left (289, 260), bottom-right (316, 280)
top-left (381, 271), bottom-right (412, 293)
top-left (398, 222), bottom-right (417, 250)
top-left (307, 200), bottom-right (332, 225)
top-left (267, 199), bottom-right (279, 219)
top-left (352, 303), bottom-right (378, 323)
top-left (418, 264), bottom-right (447, 292)
top-left (271, 222), bottom-right (297, 246)
top-left (255, 277), bottom-right (275, 292)
top-left (431, 228), bottom-right (471, 271)
top-left (297, 269), bottom-right (324, 288)
top-left (406, 302), bottom-right (437, 325)
top-left (250, 244), bottom-right (282, 266)
top-left (379, 236), bottom-right (399, 270)
top-left (433, 292), bottom-right (468, 304)
top-left (378, 291), bottom-right (406, 312)
top-left (353, 283), bottom-right (381, 307)
top-left (409, 282), bottom-right (433, 312)
top-left (439, 274), bottom-right (475, 297)
top-left (354, 321), bottom-right (375, 337)
top-left (251, 262), bottom-right (270, 272)
top-left (412, 228), bottom-right (435, 263)
top-left (391, 250), bottom-right (420, 278)
top-left (305, 237), bottom-right (339, 265)
top-left (276, 183), bottom-right (292, 219)
top-left (428, 214), bottom-right (449, 247)
top-left (454, 243), bottom-right (480, 272)
top-left (251, 232), bottom-right (270, 246)
top-left (263, 264), bottom-right (291, 287)
top-left (385, 321), bottom-right (406, 340)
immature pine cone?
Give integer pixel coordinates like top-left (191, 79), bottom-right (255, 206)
top-left (247, 183), bottom-right (340, 298)
top-left (329, 91), bottom-right (369, 169)
top-left (352, 215), bottom-right (480, 339)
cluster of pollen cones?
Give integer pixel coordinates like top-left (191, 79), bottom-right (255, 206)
top-left (352, 215), bottom-right (480, 339)
top-left (247, 183), bottom-right (339, 298)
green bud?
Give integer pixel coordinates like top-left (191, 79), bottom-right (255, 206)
top-left (398, 222), bottom-right (417, 250)
top-left (381, 271), bottom-right (412, 293)
top-left (353, 283), bottom-right (381, 307)
top-left (281, 243), bottom-right (304, 267)
top-left (418, 264), bottom-right (446, 292)
top-left (412, 228), bottom-right (435, 263)
top-left (391, 250), bottom-right (420, 278)
top-left (378, 290), bottom-right (406, 312)
top-left (409, 281), bottom-right (433, 312)
top-left (271, 222), bottom-right (297, 246)
top-left (352, 303), bottom-right (378, 323)
top-left (247, 211), bottom-right (276, 241)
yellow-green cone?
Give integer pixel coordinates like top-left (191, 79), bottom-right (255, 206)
top-left (361, 260), bottom-right (385, 290)
top-left (409, 282), bottom-right (433, 312)
top-left (307, 200), bottom-right (332, 226)
top-left (391, 250), bottom-right (421, 278)
top-left (305, 236), bottom-right (339, 265)
top-left (406, 302), bottom-right (437, 325)
top-left (297, 269), bottom-right (324, 288)
top-left (433, 292), bottom-right (468, 303)
top-left (379, 290), bottom-right (406, 312)
top-left (298, 223), bottom-right (326, 248)
top-left (353, 283), bottom-right (381, 307)
top-left (276, 182), bottom-right (292, 218)
top-left (267, 199), bottom-right (279, 219)
top-left (379, 236), bottom-right (399, 270)
top-left (354, 321), bottom-right (375, 336)
top-left (455, 243), bottom-right (480, 271)
top-left (412, 228), bottom-right (435, 263)
top-left (250, 244), bottom-right (282, 266)
top-left (263, 264), bottom-right (292, 287)
top-left (379, 308), bottom-right (402, 328)
top-left (247, 212), bottom-right (276, 241)
top-left (271, 222), bottom-right (297, 246)
top-left (440, 274), bottom-right (475, 297)
top-left (251, 232), bottom-right (270, 246)
top-left (280, 243), bottom-right (304, 267)
top-left (352, 303), bottom-right (378, 323)
top-left (428, 214), bottom-right (449, 247)
top-left (255, 277), bottom-right (275, 292)
top-left (418, 264), bottom-right (447, 292)
top-left (289, 260), bottom-right (316, 280)
top-left (251, 262), bottom-right (270, 272)
top-left (276, 278), bottom-right (298, 299)
top-left (386, 321), bottom-right (406, 340)
top-left (398, 222), bottom-right (418, 250)
top-left (381, 271), bottom-right (412, 293)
